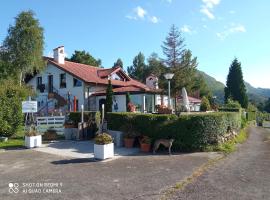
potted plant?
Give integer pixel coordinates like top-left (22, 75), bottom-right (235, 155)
top-left (121, 123), bottom-right (137, 148)
top-left (140, 136), bottom-right (151, 152)
top-left (94, 133), bottom-right (114, 160)
top-left (25, 125), bottom-right (42, 148)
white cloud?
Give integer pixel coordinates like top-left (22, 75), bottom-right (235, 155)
top-left (126, 6), bottom-right (160, 24)
top-left (181, 25), bottom-right (196, 35)
top-left (202, 0), bottom-right (220, 9)
top-left (217, 24), bottom-right (246, 40)
top-left (149, 16), bottom-right (159, 24)
top-left (200, 0), bottom-right (220, 20)
top-left (165, 0), bottom-right (172, 3)
top-left (135, 6), bottom-right (147, 19)
top-left (229, 10), bottom-right (236, 14)
top-left (200, 7), bottom-right (215, 19)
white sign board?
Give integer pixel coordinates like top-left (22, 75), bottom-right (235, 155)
top-left (22, 101), bottom-right (38, 113)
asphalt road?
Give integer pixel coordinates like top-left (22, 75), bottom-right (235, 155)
top-left (0, 144), bottom-right (219, 200)
top-left (171, 127), bottom-right (270, 200)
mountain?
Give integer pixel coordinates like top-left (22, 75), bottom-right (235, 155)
top-left (197, 70), bottom-right (270, 105)
top-left (197, 70), bottom-right (225, 103)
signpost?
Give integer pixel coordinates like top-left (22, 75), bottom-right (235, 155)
top-left (22, 98), bottom-right (38, 130)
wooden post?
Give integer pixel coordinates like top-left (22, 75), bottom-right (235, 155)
top-left (73, 96), bottom-right (77, 112)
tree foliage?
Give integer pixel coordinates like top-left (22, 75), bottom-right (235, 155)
top-left (105, 80), bottom-right (113, 114)
top-left (224, 58), bottom-right (248, 108)
top-left (162, 24), bottom-right (185, 68)
top-left (113, 58), bottom-right (123, 68)
top-left (126, 92), bottom-right (131, 112)
top-left (68, 50), bottom-right (101, 67)
top-left (127, 52), bottom-right (148, 81)
top-left (1, 10), bottom-right (45, 85)
top-left (264, 98), bottom-right (270, 113)
top-left (200, 96), bottom-right (211, 111)
top-left (0, 79), bottom-right (31, 137)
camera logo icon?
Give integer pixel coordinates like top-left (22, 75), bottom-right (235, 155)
top-left (8, 183), bottom-right (19, 193)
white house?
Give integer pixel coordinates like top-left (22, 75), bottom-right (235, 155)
top-left (27, 46), bottom-right (168, 115)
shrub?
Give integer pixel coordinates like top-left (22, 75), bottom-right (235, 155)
top-left (68, 111), bottom-right (100, 127)
top-left (107, 112), bottom-right (241, 151)
top-left (200, 96), bottom-right (211, 111)
top-left (43, 128), bottom-right (57, 140)
top-left (225, 99), bottom-right (241, 109)
top-left (0, 79), bottom-right (31, 137)
top-left (94, 133), bottom-right (113, 145)
top-left (25, 125), bottom-right (39, 137)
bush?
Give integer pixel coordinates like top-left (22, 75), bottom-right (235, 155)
top-left (200, 96), bottom-right (211, 111)
top-left (0, 80), bottom-right (30, 137)
top-left (94, 133), bottom-right (113, 145)
top-left (68, 111), bottom-right (100, 127)
top-left (107, 112), bottom-right (241, 151)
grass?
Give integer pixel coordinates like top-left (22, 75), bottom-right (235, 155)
top-left (0, 129), bottom-right (25, 149)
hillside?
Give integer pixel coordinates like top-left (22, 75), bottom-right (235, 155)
top-left (197, 70), bottom-right (270, 105)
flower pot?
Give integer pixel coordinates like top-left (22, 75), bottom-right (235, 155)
top-left (94, 143), bottom-right (114, 160)
top-left (124, 138), bottom-right (135, 148)
top-left (140, 143), bottom-right (151, 152)
top-left (25, 135), bottom-right (42, 148)
top-left (0, 137), bottom-right (8, 142)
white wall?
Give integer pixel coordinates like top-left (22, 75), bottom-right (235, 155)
top-left (28, 63), bottom-right (85, 111)
top-left (94, 95), bottom-right (127, 112)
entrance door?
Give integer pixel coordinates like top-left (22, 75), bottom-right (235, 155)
top-left (48, 75), bottom-right (53, 93)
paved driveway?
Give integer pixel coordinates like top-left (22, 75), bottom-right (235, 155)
top-left (0, 147), bottom-right (220, 200)
top-left (171, 127), bottom-right (270, 200)
top-left (34, 140), bottom-right (140, 159)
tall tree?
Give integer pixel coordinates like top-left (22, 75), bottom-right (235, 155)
top-left (162, 24), bottom-right (185, 68)
top-left (2, 10), bottom-right (45, 85)
top-left (127, 52), bottom-right (148, 81)
top-left (68, 50), bottom-right (101, 67)
top-left (113, 58), bottom-right (123, 68)
top-left (264, 98), bottom-right (270, 113)
top-left (147, 53), bottom-right (167, 89)
top-left (224, 58), bottom-right (248, 108)
top-left (170, 49), bottom-right (198, 96)
top-left (105, 80), bottom-right (113, 115)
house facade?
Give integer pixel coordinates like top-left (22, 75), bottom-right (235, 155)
top-left (27, 46), bottom-right (168, 115)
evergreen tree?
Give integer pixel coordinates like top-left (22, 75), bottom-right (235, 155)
top-left (200, 96), bottom-right (211, 111)
top-left (113, 58), bottom-right (123, 68)
top-left (105, 80), bottom-right (113, 114)
top-left (224, 58), bottom-right (248, 108)
top-left (68, 50), bottom-right (101, 67)
top-left (2, 10), bottom-right (45, 85)
top-left (126, 92), bottom-right (131, 112)
top-left (170, 50), bottom-right (198, 96)
top-left (162, 24), bottom-right (185, 68)
top-left (264, 98), bottom-right (270, 113)
top-left (127, 52), bottom-right (148, 81)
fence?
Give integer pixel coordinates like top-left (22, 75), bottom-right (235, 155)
top-left (36, 116), bottom-right (65, 134)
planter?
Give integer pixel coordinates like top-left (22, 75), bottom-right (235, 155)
top-left (64, 128), bottom-right (78, 140)
top-left (94, 143), bottom-right (114, 160)
top-left (140, 143), bottom-right (151, 152)
top-left (25, 135), bottom-right (42, 148)
top-left (0, 137), bottom-right (8, 142)
top-left (124, 138), bottom-right (135, 148)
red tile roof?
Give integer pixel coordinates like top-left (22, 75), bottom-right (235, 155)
top-left (177, 96), bottom-right (201, 103)
top-left (45, 57), bottom-right (158, 93)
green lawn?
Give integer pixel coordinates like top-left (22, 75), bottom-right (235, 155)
top-left (0, 129), bottom-right (25, 149)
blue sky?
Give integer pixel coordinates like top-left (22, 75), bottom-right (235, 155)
top-left (0, 0), bottom-right (269, 88)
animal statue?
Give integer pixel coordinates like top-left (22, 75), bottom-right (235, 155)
top-left (153, 139), bottom-right (175, 155)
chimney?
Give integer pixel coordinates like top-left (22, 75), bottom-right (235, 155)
top-left (146, 74), bottom-right (159, 89)
top-left (53, 46), bottom-right (65, 64)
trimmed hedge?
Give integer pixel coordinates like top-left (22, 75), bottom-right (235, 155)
top-left (68, 111), bottom-right (101, 127)
top-left (107, 112), bottom-right (241, 151)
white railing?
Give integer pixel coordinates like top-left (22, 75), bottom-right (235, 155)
top-left (36, 116), bottom-right (65, 134)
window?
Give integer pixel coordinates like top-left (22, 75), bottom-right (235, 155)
top-left (60, 73), bottom-right (66, 88)
top-left (73, 78), bottom-right (82, 87)
top-left (37, 77), bottom-right (42, 88)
